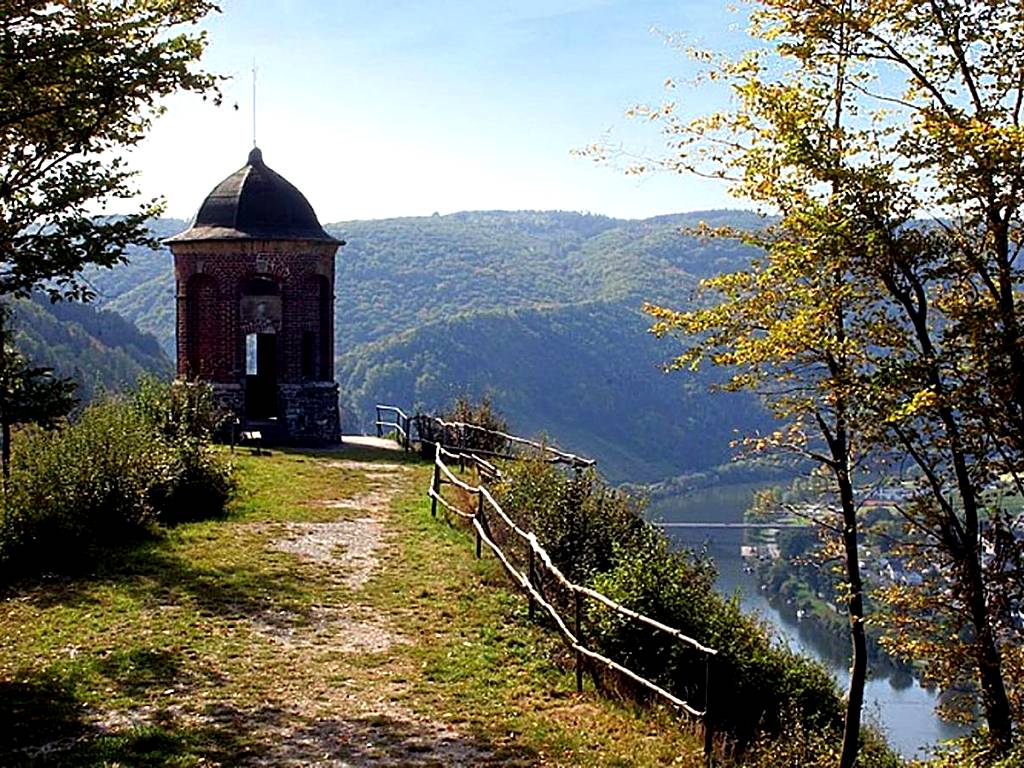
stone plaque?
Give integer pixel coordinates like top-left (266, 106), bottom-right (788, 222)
top-left (240, 295), bottom-right (281, 333)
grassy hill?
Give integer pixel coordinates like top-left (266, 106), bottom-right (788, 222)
top-left (0, 446), bottom-right (714, 767)
top-left (84, 210), bottom-right (770, 483)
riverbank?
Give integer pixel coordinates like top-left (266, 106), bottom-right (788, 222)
top-left (649, 481), bottom-right (968, 759)
top-left (752, 543), bottom-right (914, 677)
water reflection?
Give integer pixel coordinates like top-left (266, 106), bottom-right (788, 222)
top-left (648, 482), bottom-right (968, 760)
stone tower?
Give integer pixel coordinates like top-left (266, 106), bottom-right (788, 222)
top-left (166, 147), bottom-right (342, 444)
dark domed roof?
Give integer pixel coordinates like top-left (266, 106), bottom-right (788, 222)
top-left (166, 147), bottom-right (339, 244)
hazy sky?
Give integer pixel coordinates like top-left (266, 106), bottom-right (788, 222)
top-left (133, 1), bottom-right (750, 223)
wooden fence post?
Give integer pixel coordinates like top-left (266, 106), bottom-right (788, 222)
top-left (574, 590), bottom-right (584, 693)
top-left (703, 654), bottom-right (713, 765)
top-left (475, 491), bottom-right (484, 559)
top-left (430, 458), bottom-right (440, 519)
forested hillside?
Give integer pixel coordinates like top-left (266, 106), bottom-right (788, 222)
top-left (331, 210), bottom-right (765, 349)
top-left (11, 294), bottom-right (172, 402)
top-left (87, 210), bottom-right (770, 482)
top-left (339, 301), bottom-right (764, 482)
top-left (87, 218), bottom-right (184, 354)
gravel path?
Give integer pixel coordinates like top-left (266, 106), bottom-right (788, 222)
top-left (239, 455), bottom-right (499, 766)
top-left (241, 466), bottom-right (411, 649)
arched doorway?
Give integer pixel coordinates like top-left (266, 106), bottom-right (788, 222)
top-left (240, 275), bottom-right (281, 419)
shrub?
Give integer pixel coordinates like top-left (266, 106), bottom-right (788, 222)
top-left (923, 732), bottom-right (1024, 768)
top-left (0, 380), bottom-right (233, 579)
top-left (133, 378), bottom-right (232, 523)
top-left (415, 395), bottom-right (510, 457)
top-left (588, 531), bottom-right (841, 747)
top-left (736, 713), bottom-right (902, 768)
top-left (132, 376), bottom-right (222, 443)
top-left (496, 457), bottom-right (647, 584)
top-left (0, 401), bottom-right (164, 572)
top-left (492, 457), bottom-right (845, 750)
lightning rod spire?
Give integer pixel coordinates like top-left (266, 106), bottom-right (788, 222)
top-left (251, 60), bottom-right (258, 148)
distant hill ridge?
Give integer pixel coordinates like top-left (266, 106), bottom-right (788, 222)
top-left (85, 209), bottom-right (771, 483)
top-left (12, 294), bottom-right (172, 403)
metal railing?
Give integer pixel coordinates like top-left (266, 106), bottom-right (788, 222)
top-left (374, 404), bottom-right (412, 451)
top-left (374, 404), bottom-right (594, 469)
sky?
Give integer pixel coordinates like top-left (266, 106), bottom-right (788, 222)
top-left (132, 1), bottom-right (752, 224)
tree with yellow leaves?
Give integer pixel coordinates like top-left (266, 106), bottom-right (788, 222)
top-left (646, 73), bottom-right (891, 768)
top-left (618, 0), bottom-right (1024, 762)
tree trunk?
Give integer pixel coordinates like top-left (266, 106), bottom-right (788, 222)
top-left (968, 578), bottom-right (1013, 752)
top-left (944, 418), bottom-right (1015, 752)
top-left (1, 418), bottom-right (8, 484)
top-left (988, 214), bottom-right (1024, 447)
top-left (892, 267), bottom-right (1015, 755)
top-left (838, 465), bottom-right (867, 768)
top-left (0, 304), bottom-right (6, 488)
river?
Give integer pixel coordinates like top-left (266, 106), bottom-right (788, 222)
top-left (647, 482), bottom-right (968, 760)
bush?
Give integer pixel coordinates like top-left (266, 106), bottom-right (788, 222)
top-left (493, 457), bottom-right (845, 750)
top-left (0, 380), bottom-right (233, 579)
top-left (132, 378), bottom-right (232, 523)
top-left (736, 714), bottom-right (902, 768)
top-left (415, 395), bottom-right (510, 457)
top-left (588, 531), bottom-right (841, 747)
top-left (923, 732), bottom-right (1024, 768)
top-left (132, 376), bottom-right (222, 443)
top-left (496, 458), bottom-right (648, 585)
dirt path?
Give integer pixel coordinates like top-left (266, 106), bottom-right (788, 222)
top-left (244, 462), bottom-right (411, 657)
top-left (223, 455), bottom-right (500, 767)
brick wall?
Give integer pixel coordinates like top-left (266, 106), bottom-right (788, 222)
top-left (170, 238), bottom-right (340, 443)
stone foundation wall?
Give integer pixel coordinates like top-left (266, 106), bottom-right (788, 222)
top-left (278, 382), bottom-right (341, 444)
top-left (208, 380), bottom-right (340, 445)
top-left (211, 383), bottom-right (244, 420)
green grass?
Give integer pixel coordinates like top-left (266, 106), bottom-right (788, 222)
top-left (0, 445), bottom-right (708, 767)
